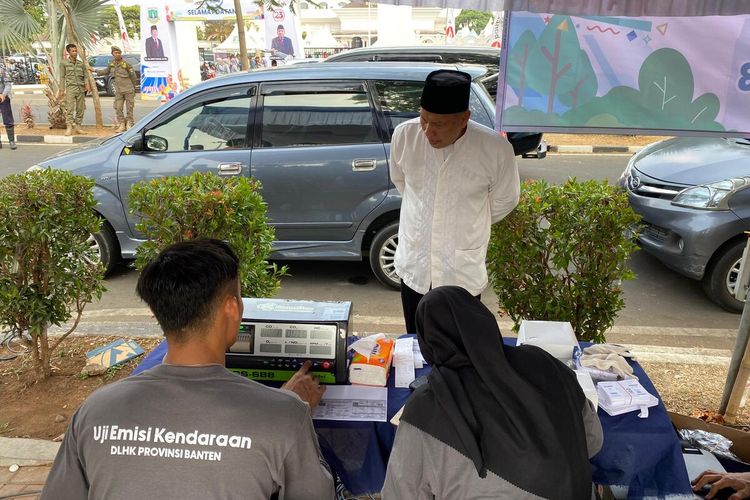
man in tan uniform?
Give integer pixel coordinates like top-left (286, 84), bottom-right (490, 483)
top-left (93, 47), bottom-right (138, 132)
top-left (59, 44), bottom-right (89, 136)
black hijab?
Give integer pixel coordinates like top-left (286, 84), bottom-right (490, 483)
top-left (401, 286), bottom-right (592, 500)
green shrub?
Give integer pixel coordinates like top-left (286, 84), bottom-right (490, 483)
top-left (0, 169), bottom-right (105, 379)
top-left (487, 179), bottom-right (640, 343)
top-left (129, 172), bottom-right (285, 297)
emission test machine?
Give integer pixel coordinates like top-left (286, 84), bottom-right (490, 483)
top-left (226, 298), bottom-right (351, 384)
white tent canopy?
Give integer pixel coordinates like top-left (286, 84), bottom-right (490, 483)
top-left (305, 28), bottom-right (343, 48)
top-left (371, 0), bottom-right (750, 16)
top-left (214, 25), bottom-right (266, 53)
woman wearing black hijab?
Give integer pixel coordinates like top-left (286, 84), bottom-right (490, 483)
top-left (382, 286), bottom-right (602, 500)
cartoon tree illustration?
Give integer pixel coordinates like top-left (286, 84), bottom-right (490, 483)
top-left (560, 49), bottom-right (596, 109)
top-left (563, 48), bottom-right (722, 131)
top-left (525, 16), bottom-right (587, 113)
top-left (507, 30), bottom-right (538, 107)
top-left (637, 48), bottom-right (719, 126)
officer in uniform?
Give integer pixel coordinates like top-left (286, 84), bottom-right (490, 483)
top-left (0, 59), bottom-right (17, 150)
top-left (59, 43), bottom-right (89, 136)
top-left (93, 46), bottom-right (138, 132)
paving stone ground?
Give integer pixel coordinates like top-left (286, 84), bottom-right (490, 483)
top-left (0, 464), bottom-right (50, 499)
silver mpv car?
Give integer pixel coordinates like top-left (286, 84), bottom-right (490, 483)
top-left (31, 62), bottom-right (539, 289)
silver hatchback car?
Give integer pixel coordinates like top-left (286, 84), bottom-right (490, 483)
top-left (619, 136), bottom-right (750, 312)
top-left (32, 63), bottom-right (539, 289)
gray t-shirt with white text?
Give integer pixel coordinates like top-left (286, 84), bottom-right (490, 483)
top-left (41, 364), bottom-right (334, 500)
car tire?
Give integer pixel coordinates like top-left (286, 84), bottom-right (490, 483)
top-left (106, 78), bottom-right (115, 97)
top-left (89, 222), bottom-right (119, 276)
top-left (369, 222), bottom-right (401, 291)
top-left (702, 240), bottom-right (746, 313)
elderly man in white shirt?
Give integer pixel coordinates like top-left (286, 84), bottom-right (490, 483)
top-left (390, 69), bottom-right (520, 333)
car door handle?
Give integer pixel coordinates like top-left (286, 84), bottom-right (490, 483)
top-left (217, 162), bottom-right (243, 176)
top-left (352, 159), bottom-right (377, 172)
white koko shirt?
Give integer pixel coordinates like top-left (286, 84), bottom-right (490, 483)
top-left (390, 118), bottom-right (520, 296)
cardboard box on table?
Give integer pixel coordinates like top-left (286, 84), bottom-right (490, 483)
top-left (669, 411), bottom-right (750, 463)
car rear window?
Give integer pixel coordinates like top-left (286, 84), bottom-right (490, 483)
top-left (372, 80), bottom-right (494, 136)
top-left (260, 91), bottom-right (379, 148)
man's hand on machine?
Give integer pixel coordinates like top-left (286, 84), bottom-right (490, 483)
top-left (282, 360), bottom-right (326, 410)
top-left (692, 470), bottom-right (750, 499)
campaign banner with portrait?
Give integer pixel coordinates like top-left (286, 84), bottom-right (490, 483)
top-left (264, 1), bottom-right (303, 61)
top-left (499, 12), bottom-right (750, 136)
top-left (140, 0), bottom-right (183, 101)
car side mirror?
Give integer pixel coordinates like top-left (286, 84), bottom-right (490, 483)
top-left (145, 135), bottom-right (168, 152)
top-left (506, 132), bottom-right (543, 157)
top-left (125, 135), bottom-right (143, 153)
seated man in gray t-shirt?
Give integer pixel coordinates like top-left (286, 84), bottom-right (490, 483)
top-left (41, 239), bottom-right (335, 500)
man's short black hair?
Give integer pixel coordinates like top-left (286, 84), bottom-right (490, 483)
top-left (136, 239), bottom-right (240, 338)
top-left (65, 44), bottom-right (77, 52)
top-left (150, 25), bottom-right (158, 32)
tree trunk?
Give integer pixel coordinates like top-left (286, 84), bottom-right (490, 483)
top-left (234, 0), bottom-right (250, 71)
top-left (39, 325), bottom-right (51, 379)
top-left (44, 0), bottom-right (67, 129)
top-left (518, 45), bottom-right (529, 107)
top-left (30, 324), bottom-right (51, 380)
top-left (570, 77), bottom-right (587, 109)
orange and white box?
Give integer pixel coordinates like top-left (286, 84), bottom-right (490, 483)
top-left (349, 336), bottom-right (394, 387)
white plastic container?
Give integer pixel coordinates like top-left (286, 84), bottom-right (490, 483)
top-left (517, 320), bottom-right (578, 363)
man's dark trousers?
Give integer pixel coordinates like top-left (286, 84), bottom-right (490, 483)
top-left (400, 280), bottom-right (481, 334)
top-left (0, 97), bottom-right (15, 146)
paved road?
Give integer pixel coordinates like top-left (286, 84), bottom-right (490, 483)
top-left (1, 146), bottom-right (741, 361)
top-left (8, 95), bottom-right (162, 128)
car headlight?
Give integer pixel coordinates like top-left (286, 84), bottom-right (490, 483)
top-left (672, 177), bottom-right (750, 210)
top-left (617, 155), bottom-right (636, 186)
top-left (26, 164), bottom-right (42, 172)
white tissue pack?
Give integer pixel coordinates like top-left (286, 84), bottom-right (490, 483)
top-left (517, 320), bottom-right (578, 363)
top-left (348, 334), bottom-right (394, 387)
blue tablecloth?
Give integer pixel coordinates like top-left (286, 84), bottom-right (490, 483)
top-left (132, 337), bottom-right (691, 497)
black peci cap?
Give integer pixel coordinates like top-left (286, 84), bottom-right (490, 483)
top-left (420, 69), bottom-right (471, 114)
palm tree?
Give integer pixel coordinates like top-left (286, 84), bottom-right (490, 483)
top-left (0, 0), bottom-right (106, 128)
top-left (201, 20), bottom-right (235, 42)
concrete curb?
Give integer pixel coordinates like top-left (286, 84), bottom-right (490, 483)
top-left (549, 144), bottom-right (642, 154)
top-left (11, 84), bottom-right (46, 96)
top-left (0, 437), bottom-right (59, 467)
top-left (1, 134), bottom-right (99, 144)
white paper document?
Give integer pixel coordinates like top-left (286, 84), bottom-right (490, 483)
top-left (394, 337), bottom-right (416, 388)
top-left (312, 385), bottom-right (388, 422)
top-left (413, 341), bottom-right (425, 369)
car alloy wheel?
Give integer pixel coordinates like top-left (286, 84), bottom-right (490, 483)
top-left (726, 256), bottom-right (742, 299)
top-left (703, 239), bottom-right (746, 313)
top-left (87, 223), bottom-right (119, 275)
top-left (369, 222), bottom-right (401, 290)
top-left (378, 234), bottom-right (399, 286)
top-left (86, 233), bottom-right (102, 266)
